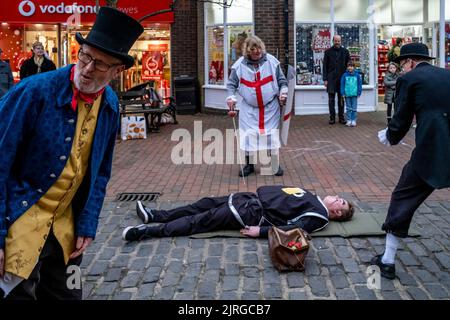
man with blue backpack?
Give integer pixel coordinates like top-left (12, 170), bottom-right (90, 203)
top-left (340, 61), bottom-right (362, 127)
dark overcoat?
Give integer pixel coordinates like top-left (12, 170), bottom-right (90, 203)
top-left (322, 46), bottom-right (350, 93)
top-left (387, 63), bottom-right (450, 189)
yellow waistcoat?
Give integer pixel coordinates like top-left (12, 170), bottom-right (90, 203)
top-left (5, 95), bottom-right (102, 279)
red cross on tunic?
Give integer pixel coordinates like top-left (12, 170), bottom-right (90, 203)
top-left (240, 71), bottom-right (274, 134)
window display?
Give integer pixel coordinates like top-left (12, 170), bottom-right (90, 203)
top-left (336, 24), bottom-right (370, 85)
top-left (295, 24), bottom-right (331, 85)
top-left (205, 0), bottom-right (253, 86)
top-left (207, 26), bottom-right (224, 85)
top-left (447, 23), bottom-right (450, 70)
top-left (228, 25), bottom-right (252, 74)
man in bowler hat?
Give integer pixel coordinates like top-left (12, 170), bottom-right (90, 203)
top-left (373, 43), bottom-right (450, 279)
top-left (0, 7), bottom-right (143, 299)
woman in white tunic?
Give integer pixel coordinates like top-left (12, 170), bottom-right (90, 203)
top-left (226, 35), bottom-right (288, 176)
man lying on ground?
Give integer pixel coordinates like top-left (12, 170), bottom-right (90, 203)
top-left (122, 186), bottom-right (355, 241)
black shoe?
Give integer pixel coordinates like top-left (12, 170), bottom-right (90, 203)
top-left (122, 224), bottom-right (149, 242)
top-left (370, 254), bottom-right (396, 280)
top-left (274, 166), bottom-right (284, 176)
top-left (339, 118), bottom-right (347, 124)
top-left (239, 164), bottom-right (255, 177)
top-left (136, 200), bottom-right (154, 224)
top-left (329, 118), bottom-right (335, 125)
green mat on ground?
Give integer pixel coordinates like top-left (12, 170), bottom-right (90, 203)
top-left (189, 212), bottom-right (421, 238)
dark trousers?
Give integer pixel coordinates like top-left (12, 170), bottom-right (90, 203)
top-left (328, 92), bottom-right (345, 120)
top-left (387, 103), bottom-right (395, 121)
top-left (151, 193), bottom-right (262, 236)
top-left (382, 160), bottom-right (435, 237)
top-left (5, 231), bottom-right (82, 300)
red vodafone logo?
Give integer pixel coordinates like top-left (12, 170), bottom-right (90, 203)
top-left (18, 0), bottom-right (36, 17)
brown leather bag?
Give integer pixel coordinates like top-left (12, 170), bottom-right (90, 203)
top-left (268, 226), bottom-right (311, 272)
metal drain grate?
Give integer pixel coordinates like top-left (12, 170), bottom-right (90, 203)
top-left (116, 192), bottom-right (160, 202)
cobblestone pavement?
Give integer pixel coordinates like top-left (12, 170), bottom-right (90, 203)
top-left (81, 111), bottom-right (450, 300)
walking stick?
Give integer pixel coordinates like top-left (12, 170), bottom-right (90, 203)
top-left (231, 114), bottom-right (246, 185)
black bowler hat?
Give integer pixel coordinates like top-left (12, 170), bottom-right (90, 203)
top-left (75, 7), bottom-right (144, 69)
top-left (394, 42), bottom-right (435, 63)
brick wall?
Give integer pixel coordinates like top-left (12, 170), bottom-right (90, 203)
top-left (254, 0), bottom-right (294, 70)
top-left (171, 0), bottom-right (198, 79)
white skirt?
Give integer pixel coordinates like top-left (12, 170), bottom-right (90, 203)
top-left (238, 98), bottom-right (281, 151)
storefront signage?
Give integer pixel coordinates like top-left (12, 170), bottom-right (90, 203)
top-left (142, 43), bottom-right (168, 81)
top-left (0, 0), bottom-right (174, 23)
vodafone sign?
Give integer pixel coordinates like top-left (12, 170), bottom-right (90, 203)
top-left (0, 0), bottom-right (174, 23)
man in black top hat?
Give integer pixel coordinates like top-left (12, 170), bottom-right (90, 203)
top-left (0, 7), bottom-right (143, 300)
top-left (373, 43), bottom-right (450, 280)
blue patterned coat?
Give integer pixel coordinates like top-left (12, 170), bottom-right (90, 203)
top-left (0, 64), bottom-right (119, 248)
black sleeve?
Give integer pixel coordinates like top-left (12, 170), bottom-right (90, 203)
top-left (387, 76), bottom-right (415, 145)
top-left (259, 217), bottom-right (327, 238)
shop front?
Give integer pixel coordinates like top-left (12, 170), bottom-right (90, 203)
top-left (0, 0), bottom-right (174, 95)
top-left (202, 0), bottom-right (448, 115)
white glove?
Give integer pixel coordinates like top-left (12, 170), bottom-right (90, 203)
top-left (377, 128), bottom-right (391, 146)
top-left (226, 95), bottom-right (237, 103)
top-left (280, 86), bottom-right (288, 95)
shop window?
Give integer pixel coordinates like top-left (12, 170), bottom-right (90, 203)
top-left (335, 24), bottom-right (370, 85)
top-left (393, 0), bottom-right (423, 24)
top-left (24, 24), bottom-right (59, 66)
top-left (228, 25), bottom-right (252, 71)
top-left (437, 23), bottom-right (450, 69)
top-left (428, 0), bottom-right (450, 21)
top-left (205, 1), bottom-right (253, 86)
top-left (295, 0), bottom-right (331, 22)
top-left (295, 24), bottom-right (331, 85)
top-left (207, 26), bottom-right (224, 85)
top-left (334, 0), bottom-right (369, 21)
top-left (447, 23), bottom-right (450, 69)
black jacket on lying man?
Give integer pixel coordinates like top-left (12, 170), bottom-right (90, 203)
top-left (122, 186), bottom-right (355, 241)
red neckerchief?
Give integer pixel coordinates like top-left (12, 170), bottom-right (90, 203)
top-left (70, 65), bottom-right (105, 111)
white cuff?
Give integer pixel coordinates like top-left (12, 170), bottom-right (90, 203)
top-left (377, 128), bottom-right (391, 146)
top-left (280, 87), bottom-right (288, 95)
top-left (226, 95), bottom-right (237, 103)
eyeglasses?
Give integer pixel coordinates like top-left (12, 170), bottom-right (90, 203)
top-left (78, 49), bottom-right (120, 72)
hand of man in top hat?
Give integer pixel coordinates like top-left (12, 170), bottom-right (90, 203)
top-left (69, 236), bottom-right (93, 259)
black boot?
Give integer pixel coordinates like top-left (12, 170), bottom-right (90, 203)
top-left (274, 166), bottom-right (284, 176)
top-left (329, 117), bottom-right (335, 125)
top-left (239, 155), bottom-right (255, 177)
